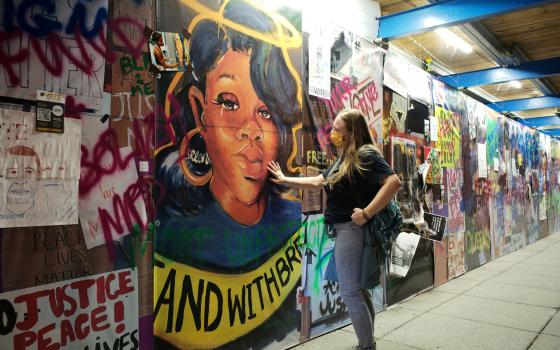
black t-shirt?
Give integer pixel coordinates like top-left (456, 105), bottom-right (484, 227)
top-left (322, 147), bottom-right (396, 224)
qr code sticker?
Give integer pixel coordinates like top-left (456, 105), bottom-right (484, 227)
top-left (37, 108), bottom-right (51, 122)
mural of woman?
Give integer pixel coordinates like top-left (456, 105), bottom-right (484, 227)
top-left (154, 1), bottom-right (303, 348)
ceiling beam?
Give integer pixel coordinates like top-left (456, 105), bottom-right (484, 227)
top-left (487, 96), bottom-right (560, 112)
top-left (511, 45), bottom-right (559, 96)
top-left (460, 22), bottom-right (515, 66)
top-left (438, 57), bottom-right (560, 89)
top-left (541, 128), bottom-right (560, 137)
top-left (520, 116), bottom-right (560, 127)
top-left (459, 24), bottom-right (558, 96)
top-left (377, 0), bottom-right (556, 40)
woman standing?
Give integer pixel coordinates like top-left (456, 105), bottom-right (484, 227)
top-left (268, 108), bottom-right (402, 350)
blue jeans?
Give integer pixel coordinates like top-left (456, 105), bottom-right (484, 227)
top-left (334, 221), bottom-right (375, 349)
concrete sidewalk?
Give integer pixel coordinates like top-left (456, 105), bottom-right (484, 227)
top-left (291, 233), bottom-right (560, 350)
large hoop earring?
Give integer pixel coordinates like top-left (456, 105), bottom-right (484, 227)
top-left (179, 128), bottom-right (212, 186)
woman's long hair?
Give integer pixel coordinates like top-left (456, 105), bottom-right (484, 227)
top-left (326, 108), bottom-right (377, 187)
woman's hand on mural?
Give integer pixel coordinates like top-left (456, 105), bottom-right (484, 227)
top-left (351, 208), bottom-right (368, 226)
top-left (267, 161), bottom-right (287, 184)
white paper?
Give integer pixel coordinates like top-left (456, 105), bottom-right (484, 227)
top-left (0, 0), bottom-right (108, 110)
top-left (432, 79), bottom-right (446, 106)
top-left (499, 157), bottom-right (507, 175)
top-left (418, 162), bottom-right (430, 185)
top-left (539, 195), bottom-right (547, 221)
top-left (493, 157), bottom-right (499, 172)
top-left (429, 116), bottom-right (439, 142)
top-left (407, 64), bottom-right (431, 105)
top-left (390, 232), bottom-right (421, 278)
top-left (0, 109), bottom-right (80, 228)
top-left (79, 146), bottom-right (147, 249)
top-left (308, 22), bottom-right (332, 99)
top-left (383, 49), bottom-right (408, 97)
top-left (478, 143), bottom-right (487, 178)
top-left (79, 118), bottom-right (147, 249)
top-left (139, 161), bottom-right (149, 173)
top-left (0, 269), bottom-right (138, 349)
top-left (512, 158), bottom-right (518, 177)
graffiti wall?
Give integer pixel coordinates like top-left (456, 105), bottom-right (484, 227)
top-left (301, 18), bottom-right (385, 341)
top-left (382, 49), bottom-right (560, 306)
top-left (0, 0), bottom-right (156, 349)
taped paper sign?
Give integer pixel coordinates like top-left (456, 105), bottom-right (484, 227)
top-left (0, 268), bottom-right (139, 350)
top-left (389, 232), bottom-right (421, 278)
top-left (478, 143), bottom-right (488, 178)
top-left (0, 109), bottom-right (80, 228)
top-left (78, 145), bottom-right (147, 249)
top-left (435, 106), bottom-right (461, 168)
top-left (308, 22), bottom-right (332, 99)
top-left (383, 49), bottom-right (408, 97)
top-left (79, 118), bottom-right (147, 249)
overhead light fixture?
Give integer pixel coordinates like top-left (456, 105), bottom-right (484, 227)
top-left (435, 28), bottom-right (473, 54)
top-left (509, 80), bottom-right (523, 89)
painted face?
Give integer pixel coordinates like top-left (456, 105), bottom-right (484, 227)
top-left (156, 37), bottom-right (164, 46)
top-left (201, 49), bottom-right (279, 204)
top-left (331, 116), bottom-right (348, 148)
top-left (5, 155), bottom-right (39, 214)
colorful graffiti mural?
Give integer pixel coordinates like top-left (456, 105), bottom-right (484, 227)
top-left (153, 1), bottom-right (304, 348)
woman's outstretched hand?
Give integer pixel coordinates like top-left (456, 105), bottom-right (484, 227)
top-left (267, 161), bottom-right (287, 185)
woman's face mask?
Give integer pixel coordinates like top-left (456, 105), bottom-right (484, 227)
top-left (330, 129), bottom-right (345, 148)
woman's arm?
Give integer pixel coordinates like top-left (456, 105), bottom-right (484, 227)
top-left (267, 161), bottom-right (325, 189)
top-left (351, 174), bottom-right (402, 225)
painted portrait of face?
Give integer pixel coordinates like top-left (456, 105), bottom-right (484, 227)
top-left (4, 146), bottom-right (42, 215)
top-left (172, 0), bottom-right (301, 224)
top-left (189, 49), bottom-right (279, 205)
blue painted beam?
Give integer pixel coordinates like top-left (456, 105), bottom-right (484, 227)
top-left (541, 129), bottom-right (560, 137)
top-left (378, 0), bottom-right (556, 40)
top-left (487, 96), bottom-right (560, 112)
top-left (520, 116), bottom-right (560, 127)
top-left (439, 57), bottom-right (560, 89)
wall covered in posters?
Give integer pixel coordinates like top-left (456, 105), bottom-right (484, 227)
top-left (0, 1), bottom-right (559, 350)
top-left (300, 0), bottom-right (385, 341)
top-left (0, 0), bottom-right (156, 349)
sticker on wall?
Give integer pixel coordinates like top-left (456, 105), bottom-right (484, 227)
top-left (35, 91), bottom-right (65, 133)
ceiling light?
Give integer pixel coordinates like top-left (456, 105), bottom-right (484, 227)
top-left (509, 80), bottom-right (522, 89)
top-left (435, 28), bottom-right (473, 54)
